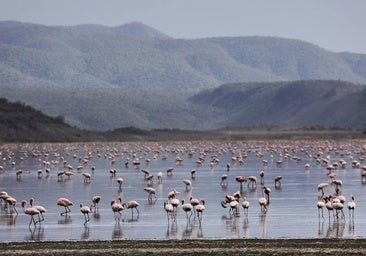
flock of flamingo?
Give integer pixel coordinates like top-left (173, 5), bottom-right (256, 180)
top-left (0, 140), bottom-right (366, 239)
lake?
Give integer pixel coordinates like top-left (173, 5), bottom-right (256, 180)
top-left (0, 140), bottom-right (365, 242)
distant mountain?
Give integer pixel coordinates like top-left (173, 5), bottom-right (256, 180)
top-left (1, 96), bottom-right (363, 143)
top-left (1, 21), bottom-right (366, 92)
top-left (1, 21), bottom-right (366, 131)
top-left (0, 80), bottom-right (365, 131)
top-left (189, 80), bottom-right (366, 129)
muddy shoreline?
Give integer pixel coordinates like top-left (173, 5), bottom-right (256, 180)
top-left (1, 239), bottom-right (366, 255)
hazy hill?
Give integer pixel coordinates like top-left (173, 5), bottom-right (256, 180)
top-left (1, 21), bottom-right (366, 92)
top-left (189, 80), bottom-right (366, 129)
top-left (0, 97), bottom-right (364, 143)
top-left (0, 80), bottom-right (365, 131)
top-left (1, 21), bottom-right (366, 131)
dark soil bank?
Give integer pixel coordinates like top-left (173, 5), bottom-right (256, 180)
top-left (1, 239), bottom-right (366, 256)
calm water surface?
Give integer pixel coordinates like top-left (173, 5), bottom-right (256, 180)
top-left (0, 141), bottom-right (365, 242)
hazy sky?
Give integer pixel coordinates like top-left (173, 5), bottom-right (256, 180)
top-left (1, 0), bottom-right (365, 54)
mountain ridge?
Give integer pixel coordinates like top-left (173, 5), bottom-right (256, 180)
top-left (1, 21), bottom-right (366, 93)
top-left (1, 21), bottom-right (366, 131)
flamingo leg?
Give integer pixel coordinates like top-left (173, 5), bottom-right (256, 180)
top-left (35, 213), bottom-right (42, 224)
top-left (83, 213), bottom-right (90, 226)
top-left (39, 212), bottom-right (44, 222)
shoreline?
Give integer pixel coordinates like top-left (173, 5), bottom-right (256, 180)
top-left (1, 238), bottom-right (366, 255)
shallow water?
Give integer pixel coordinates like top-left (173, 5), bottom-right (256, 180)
top-left (0, 141), bottom-right (365, 242)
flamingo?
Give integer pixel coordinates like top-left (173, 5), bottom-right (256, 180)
top-left (247, 176), bottom-right (257, 188)
top-left (170, 198), bottom-right (180, 212)
top-left (57, 197), bottom-right (73, 216)
top-left (190, 169), bottom-right (196, 179)
top-left (235, 175), bottom-right (247, 190)
top-left (274, 176), bottom-right (282, 188)
top-left (263, 186), bottom-right (271, 204)
top-left (157, 172), bottom-right (163, 184)
top-left (361, 170), bottom-right (366, 183)
top-left (5, 196), bottom-right (18, 216)
top-left (183, 179), bottom-right (192, 191)
top-left (317, 197), bottom-right (326, 220)
top-left (141, 169), bottom-right (150, 179)
top-left (0, 191), bottom-right (9, 205)
top-left (181, 199), bottom-right (193, 222)
top-left (229, 200), bottom-right (239, 216)
top-left (116, 177), bottom-right (124, 190)
top-left (259, 171), bottom-right (265, 185)
top-left (242, 197), bottom-right (250, 215)
top-left (64, 170), bottom-right (74, 179)
top-left (325, 195), bottom-right (334, 219)
top-left (109, 169), bottom-right (117, 177)
top-left (166, 167), bottom-right (174, 176)
top-left (29, 198), bottom-right (46, 223)
top-left (57, 171), bottom-right (65, 181)
top-left (123, 200), bottom-right (140, 218)
top-left (347, 194), bottom-right (356, 218)
top-left (332, 179), bottom-right (343, 190)
top-left (111, 198), bottom-right (124, 222)
top-left (82, 172), bottom-right (91, 183)
top-left (332, 197), bottom-right (345, 219)
top-left (196, 199), bottom-right (205, 224)
top-left (144, 187), bottom-right (157, 201)
top-left (258, 188), bottom-right (268, 213)
top-left (164, 200), bottom-right (175, 222)
top-left (80, 204), bottom-right (91, 226)
top-left (220, 174), bottom-right (228, 187)
top-left (91, 195), bottom-right (101, 211)
top-left (167, 189), bottom-right (180, 199)
top-left (221, 193), bottom-right (240, 215)
top-left (317, 183), bottom-right (328, 197)
top-left (145, 174), bottom-right (154, 185)
top-left (21, 200), bottom-right (40, 227)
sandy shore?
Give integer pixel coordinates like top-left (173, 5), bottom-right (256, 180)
top-left (1, 239), bottom-right (366, 255)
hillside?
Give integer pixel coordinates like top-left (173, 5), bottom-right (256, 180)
top-left (189, 80), bottom-right (366, 129)
top-left (0, 97), bottom-right (364, 143)
top-left (0, 98), bottom-right (99, 142)
top-left (1, 21), bottom-right (366, 131)
top-left (1, 21), bottom-right (366, 93)
top-left (0, 80), bottom-right (365, 131)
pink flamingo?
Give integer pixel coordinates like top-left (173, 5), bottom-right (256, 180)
top-left (80, 203), bottom-right (91, 226)
top-left (123, 200), bottom-right (140, 218)
top-left (21, 200), bottom-right (40, 227)
top-left (57, 197), bottom-right (73, 216)
top-left (91, 195), bottom-right (101, 211)
top-left (111, 197), bottom-right (124, 222)
top-left (30, 198), bottom-right (46, 223)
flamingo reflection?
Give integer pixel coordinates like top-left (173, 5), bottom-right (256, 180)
top-left (112, 223), bottom-right (122, 239)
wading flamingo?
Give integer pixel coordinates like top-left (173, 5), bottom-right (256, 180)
top-left (123, 200), bottom-right (140, 219)
top-left (57, 197), bottom-right (73, 216)
top-left (91, 195), bottom-right (101, 211)
top-left (111, 197), bottom-right (123, 222)
top-left (347, 194), bottom-right (356, 218)
top-left (21, 200), bottom-right (40, 227)
top-left (29, 198), bottom-right (46, 223)
top-left (80, 204), bottom-right (91, 226)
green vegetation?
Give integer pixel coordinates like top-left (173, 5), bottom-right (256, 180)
top-left (1, 21), bottom-right (366, 94)
top-left (0, 97), bottom-right (365, 143)
top-left (0, 80), bottom-right (365, 131)
top-left (0, 98), bottom-right (102, 142)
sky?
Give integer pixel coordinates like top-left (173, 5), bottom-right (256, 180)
top-left (1, 0), bottom-right (366, 54)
